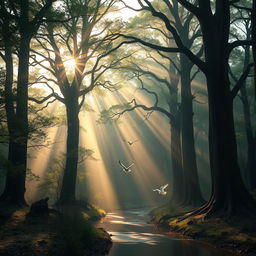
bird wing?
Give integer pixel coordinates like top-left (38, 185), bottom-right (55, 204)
top-left (153, 189), bottom-right (160, 192)
top-left (161, 184), bottom-right (168, 190)
top-left (118, 160), bottom-right (126, 169)
top-left (127, 162), bottom-right (134, 169)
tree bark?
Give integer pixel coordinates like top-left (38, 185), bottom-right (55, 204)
top-left (180, 54), bottom-right (205, 206)
top-left (252, 0), bottom-right (256, 100)
top-left (240, 46), bottom-right (256, 189)
top-left (169, 115), bottom-right (184, 203)
top-left (167, 57), bottom-right (184, 204)
top-left (58, 89), bottom-right (80, 204)
top-left (0, 19), bottom-right (30, 206)
top-left (195, 8), bottom-right (256, 217)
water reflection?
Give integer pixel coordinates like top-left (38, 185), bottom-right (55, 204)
top-left (110, 231), bottom-right (166, 245)
top-left (99, 209), bottom-right (233, 256)
top-left (110, 219), bottom-right (149, 227)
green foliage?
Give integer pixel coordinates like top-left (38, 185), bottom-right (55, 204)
top-left (79, 102), bottom-right (95, 112)
top-left (78, 146), bottom-right (96, 163)
top-left (38, 153), bottom-right (65, 202)
top-left (26, 168), bottom-right (40, 182)
top-left (39, 147), bottom-right (95, 202)
top-left (97, 103), bottom-right (132, 124)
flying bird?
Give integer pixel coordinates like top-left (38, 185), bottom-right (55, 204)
top-left (123, 139), bottom-right (139, 146)
top-left (153, 184), bottom-right (168, 195)
top-left (118, 160), bottom-right (134, 173)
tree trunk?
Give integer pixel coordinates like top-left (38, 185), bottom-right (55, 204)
top-left (0, 29), bottom-right (30, 206)
top-left (167, 57), bottom-right (184, 204)
top-left (252, 0), bottom-right (256, 100)
top-left (240, 46), bottom-right (256, 189)
top-left (169, 117), bottom-right (184, 203)
top-left (180, 54), bottom-right (205, 206)
top-left (58, 90), bottom-right (80, 205)
top-left (194, 10), bottom-right (256, 217)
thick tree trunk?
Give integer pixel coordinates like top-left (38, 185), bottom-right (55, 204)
top-left (167, 58), bottom-right (184, 204)
top-left (0, 31), bottom-right (30, 206)
top-left (252, 0), bottom-right (256, 100)
top-left (240, 46), bottom-right (256, 189)
top-left (58, 90), bottom-right (80, 205)
top-left (194, 10), bottom-right (256, 217)
top-left (170, 118), bottom-right (184, 203)
top-left (180, 54), bottom-right (205, 206)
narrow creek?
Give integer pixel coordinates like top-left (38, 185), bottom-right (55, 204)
top-left (98, 208), bottom-right (233, 256)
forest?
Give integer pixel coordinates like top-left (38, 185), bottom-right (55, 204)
top-left (0, 0), bottom-right (256, 256)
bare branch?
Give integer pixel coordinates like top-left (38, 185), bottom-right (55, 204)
top-left (231, 62), bottom-right (254, 99)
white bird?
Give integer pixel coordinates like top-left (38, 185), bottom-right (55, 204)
top-left (118, 160), bottom-right (134, 173)
top-left (153, 184), bottom-right (168, 195)
top-left (123, 139), bottom-right (139, 146)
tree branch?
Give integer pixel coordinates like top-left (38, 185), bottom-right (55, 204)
top-left (228, 40), bottom-right (254, 54)
top-left (231, 63), bottom-right (254, 99)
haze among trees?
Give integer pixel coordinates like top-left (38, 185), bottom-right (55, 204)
top-left (0, 0), bottom-right (256, 254)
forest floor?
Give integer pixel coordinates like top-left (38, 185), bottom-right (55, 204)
top-left (0, 204), bottom-right (112, 256)
top-left (150, 203), bottom-right (256, 256)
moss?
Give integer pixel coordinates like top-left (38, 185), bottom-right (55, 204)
top-left (151, 204), bottom-right (256, 255)
top-left (150, 203), bottom-right (195, 223)
top-left (83, 204), bottom-right (106, 221)
top-left (0, 207), bottom-right (111, 256)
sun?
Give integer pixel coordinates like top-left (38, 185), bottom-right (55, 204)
top-left (64, 58), bottom-right (76, 69)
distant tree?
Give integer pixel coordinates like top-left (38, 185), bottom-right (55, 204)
top-left (107, 1), bottom-right (205, 206)
top-left (229, 3), bottom-right (256, 190)
top-left (167, 1), bottom-right (204, 206)
top-left (104, 50), bottom-right (184, 204)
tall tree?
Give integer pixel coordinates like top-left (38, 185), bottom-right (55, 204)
top-left (252, 0), bottom-right (256, 100)
top-left (31, 0), bottom-right (130, 205)
top-left (0, 0), bottom-right (55, 206)
top-left (107, 50), bottom-right (184, 204)
top-left (115, 1), bottom-right (205, 206)
top-left (168, 1), bottom-right (204, 206)
top-left (117, 0), bottom-right (256, 218)
top-left (229, 4), bottom-right (256, 189)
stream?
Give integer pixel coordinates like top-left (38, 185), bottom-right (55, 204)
top-left (98, 208), bottom-right (233, 256)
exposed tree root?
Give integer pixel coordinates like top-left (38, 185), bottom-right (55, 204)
top-left (177, 195), bottom-right (256, 222)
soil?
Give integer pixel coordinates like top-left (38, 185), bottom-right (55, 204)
top-left (0, 207), bottom-right (112, 256)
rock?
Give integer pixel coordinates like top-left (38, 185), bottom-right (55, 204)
top-left (27, 197), bottom-right (49, 217)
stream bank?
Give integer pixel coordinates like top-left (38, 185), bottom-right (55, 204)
top-left (98, 208), bottom-right (234, 256)
top-left (150, 205), bottom-right (256, 256)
